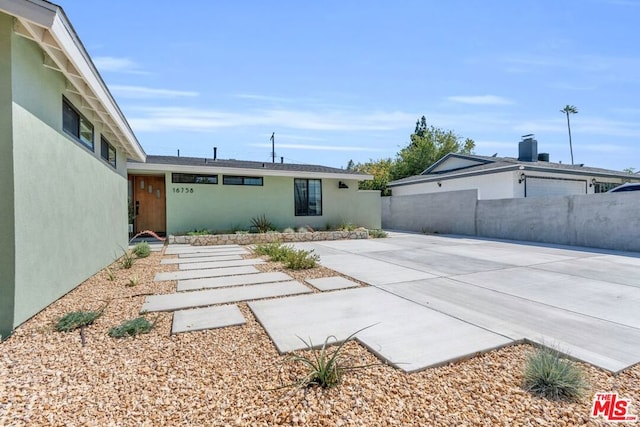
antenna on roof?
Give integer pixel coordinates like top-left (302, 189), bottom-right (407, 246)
top-left (270, 132), bottom-right (276, 163)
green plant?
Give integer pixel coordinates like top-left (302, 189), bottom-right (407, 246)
top-left (119, 249), bottom-right (135, 269)
top-left (287, 325), bottom-right (377, 389)
top-left (339, 222), bottom-right (356, 231)
top-left (296, 227), bottom-right (308, 233)
top-left (254, 242), bottom-right (294, 262)
top-left (368, 229), bottom-right (388, 238)
top-left (108, 316), bottom-right (157, 338)
top-left (132, 241), bottom-right (151, 258)
top-left (282, 227), bottom-right (295, 234)
top-left (251, 214), bottom-right (274, 233)
top-left (55, 309), bottom-right (104, 332)
top-left (522, 346), bottom-right (588, 401)
top-left (127, 275), bottom-right (140, 287)
top-left (284, 248), bottom-right (319, 270)
top-left (105, 267), bottom-right (115, 281)
top-left (187, 229), bottom-right (211, 236)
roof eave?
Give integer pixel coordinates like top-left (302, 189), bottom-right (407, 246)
top-left (0, 0), bottom-right (146, 161)
top-left (127, 161), bottom-right (373, 181)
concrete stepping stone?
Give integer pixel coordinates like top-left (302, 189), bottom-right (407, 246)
top-left (306, 276), bottom-right (360, 291)
top-left (178, 249), bottom-right (248, 257)
top-left (248, 287), bottom-right (512, 373)
top-left (154, 266), bottom-right (259, 282)
top-left (178, 259), bottom-right (264, 270)
top-left (178, 272), bottom-right (293, 292)
top-left (161, 255), bottom-right (242, 264)
top-left (142, 281), bottom-right (311, 312)
top-left (172, 305), bottom-right (245, 334)
top-left (164, 245), bottom-right (244, 255)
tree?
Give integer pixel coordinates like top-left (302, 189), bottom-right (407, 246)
top-left (346, 159), bottom-right (355, 170)
top-left (560, 105), bottom-right (578, 165)
top-left (353, 158), bottom-right (393, 196)
top-left (390, 116), bottom-right (475, 180)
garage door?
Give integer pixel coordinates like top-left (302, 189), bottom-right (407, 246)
top-left (525, 177), bottom-right (587, 197)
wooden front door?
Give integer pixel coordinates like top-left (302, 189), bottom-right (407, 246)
top-left (131, 175), bottom-right (166, 235)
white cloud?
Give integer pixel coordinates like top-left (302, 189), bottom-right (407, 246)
top-left (233, 93), bottom-right (295, 103)
top-left (93, 56), bottom-right (147, 74)
top-left (249, 143), bottom-right (381, 152)
top-left (127, 106), bottom-right (415, 133)
top-left (447, 95), bottom-right (514, 106)
top-left (110, 85), bottom-right (198, 99)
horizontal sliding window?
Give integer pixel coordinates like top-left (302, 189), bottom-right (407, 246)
top-left (222, 175), bottom-right (263, 186)
top-left (172, 173), bottom-right (218, 184)
top-left (62, 97), bottom-right (94, 150)
top-left (100, 136), bottom-right (117, 168)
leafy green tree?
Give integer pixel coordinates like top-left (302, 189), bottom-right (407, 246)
top-left (353, 158), bottom-right (393, 196)
top-left (623, 167), bottom-right (636, 174)
top-left (390, 116), bottom-right (475, 180)
top-left (346, 159), bottom-right (355, 170)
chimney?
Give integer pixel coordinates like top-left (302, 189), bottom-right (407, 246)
top-left (280, 156), bottom-right (284, 164)
top-left (177, 149), bottom-right (180, 157)
top-left (213, 147), bottom-right (217, 160)
top-left (518, 134), bottom-right (538, 162)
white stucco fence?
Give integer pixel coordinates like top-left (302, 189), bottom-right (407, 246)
top-left (382, 190), bottom-right (640, 252)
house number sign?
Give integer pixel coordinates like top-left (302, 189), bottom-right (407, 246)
top-left (172, 187), bottom-right (194, 193)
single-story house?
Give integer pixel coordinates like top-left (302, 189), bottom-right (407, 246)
top-left (0, 0), bottom-right (145, 338)
top-left (127, 155), bottom-right (380, 235)
top-left (388, 135), bottom-right (639, 199)
top-left (0, 0), bottom-right (380, 338)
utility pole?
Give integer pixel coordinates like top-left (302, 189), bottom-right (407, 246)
top-left (270, 132), bottom-right (275, 163)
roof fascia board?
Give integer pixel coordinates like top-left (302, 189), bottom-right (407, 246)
top-left (389, 163), bottom-right (639, 187)
top-left (127, 162), bottom-right (373, 181)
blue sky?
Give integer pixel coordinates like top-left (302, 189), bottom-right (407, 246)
top-left (58, 0), bottom-right (640, 171)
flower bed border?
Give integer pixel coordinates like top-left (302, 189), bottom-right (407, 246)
top-left (168, 230), bottom-right (369, 246)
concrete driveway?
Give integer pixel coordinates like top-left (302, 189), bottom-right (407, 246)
top-left (249, 232), bottom-right (640, 373)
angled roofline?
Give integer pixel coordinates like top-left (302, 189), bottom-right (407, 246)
top-left (421, 152), bottom-right (495, 175)
top-left (388, 162), bottom-right (640, 188)
top-left (0, 0), bottom-right (146, 161)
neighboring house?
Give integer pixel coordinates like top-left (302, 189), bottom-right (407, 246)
top-left (0, 0), bottom-right (145, 338)
top-left (127, 155), bottom-right (380, 235)
top-left (388, 135), bottom-right (639, 199)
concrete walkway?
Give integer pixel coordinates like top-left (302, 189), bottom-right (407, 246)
top-left (265, 233), bottom-right (640, 373)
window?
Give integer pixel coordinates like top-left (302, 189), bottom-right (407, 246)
top-left (100, 137), bottom-right (116, 168)
top-left (222, 175), bottom-right (263, 186)
top-left (294, 179), bottom-right (322, 216)
top-left (172, 173), bottom-right (218, 184)
top-left (62, 97), bottom-right (93, 149)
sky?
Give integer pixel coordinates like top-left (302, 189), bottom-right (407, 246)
top-left (56, 0), bottom-right (640, 171)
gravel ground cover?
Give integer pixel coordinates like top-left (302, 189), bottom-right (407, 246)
top-left (1, 247), bottom-right (638, 426)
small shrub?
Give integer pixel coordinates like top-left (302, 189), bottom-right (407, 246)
top-left (127, 275), bottom-right (140, 287)
top-left (235, 230), bottom-right (249, 234)
top-left (288, 325), bottom-right (376, 389)
top-left (284, 248), bottom-right (319, 270)
top-left (108, 317), bottom-right (157, 338)
top-left (339, 222), bottom-right (356, 231)
top-left (251, 214), bottom-right (275, 233)
top-left (296, 227), bottom-right (308, 233)
top-left (55, 308), bottom-right (104, 332)
top-left (119, 249), bottom-right (135, 269)
top-left (368, 229), bottom-right (388, 238)
top-left (187, 229), bottom-right (211, 236)
top-left (282, 227), bottom-right (295, 234)
top-left (522, 346), bottom-right (588, 401)
top-left (105, 267), bottom-right (115, 281)
top-left (254, 242), bottom-right (294, 262)
top-left (132, 241), bottom-right (151, 258)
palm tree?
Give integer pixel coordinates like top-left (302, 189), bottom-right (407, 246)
top-left (560, 105), bottom-right (578, 165)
